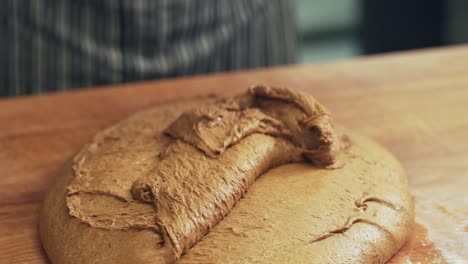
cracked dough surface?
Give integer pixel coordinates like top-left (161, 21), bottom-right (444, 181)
top-left (40, 95), bottom-right (413, 264)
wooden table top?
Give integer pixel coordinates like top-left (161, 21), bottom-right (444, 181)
top-left (1, 46), bottom-right (467, 264)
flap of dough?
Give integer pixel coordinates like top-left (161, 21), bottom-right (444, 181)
top-left (131, 86), bottom-right (340, 260)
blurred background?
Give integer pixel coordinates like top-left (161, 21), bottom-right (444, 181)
top-left (297, 0), bottom-right (468, 62)
top-left (2, 0), bottom-right (468, 97)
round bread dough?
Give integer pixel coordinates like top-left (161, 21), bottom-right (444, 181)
top-left (40, 93), bottom-right (413, 264)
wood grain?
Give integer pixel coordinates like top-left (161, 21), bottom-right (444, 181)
top-left (1, 45), bottom-right (468, 263)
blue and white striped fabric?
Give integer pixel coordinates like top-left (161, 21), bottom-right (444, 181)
top-left (1, 0), bottom-right (296, 97)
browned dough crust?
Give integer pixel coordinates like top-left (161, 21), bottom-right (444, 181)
top-left (40, 88), bottom-right (413, 264)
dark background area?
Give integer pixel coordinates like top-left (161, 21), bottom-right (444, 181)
top-left (297, 0), bottom-right (468, 63)
top-left (2, 0), bottom-right (468, 97)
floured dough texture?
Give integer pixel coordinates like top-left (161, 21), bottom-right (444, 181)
top-left (40, 87), bottom-right (413, 264)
